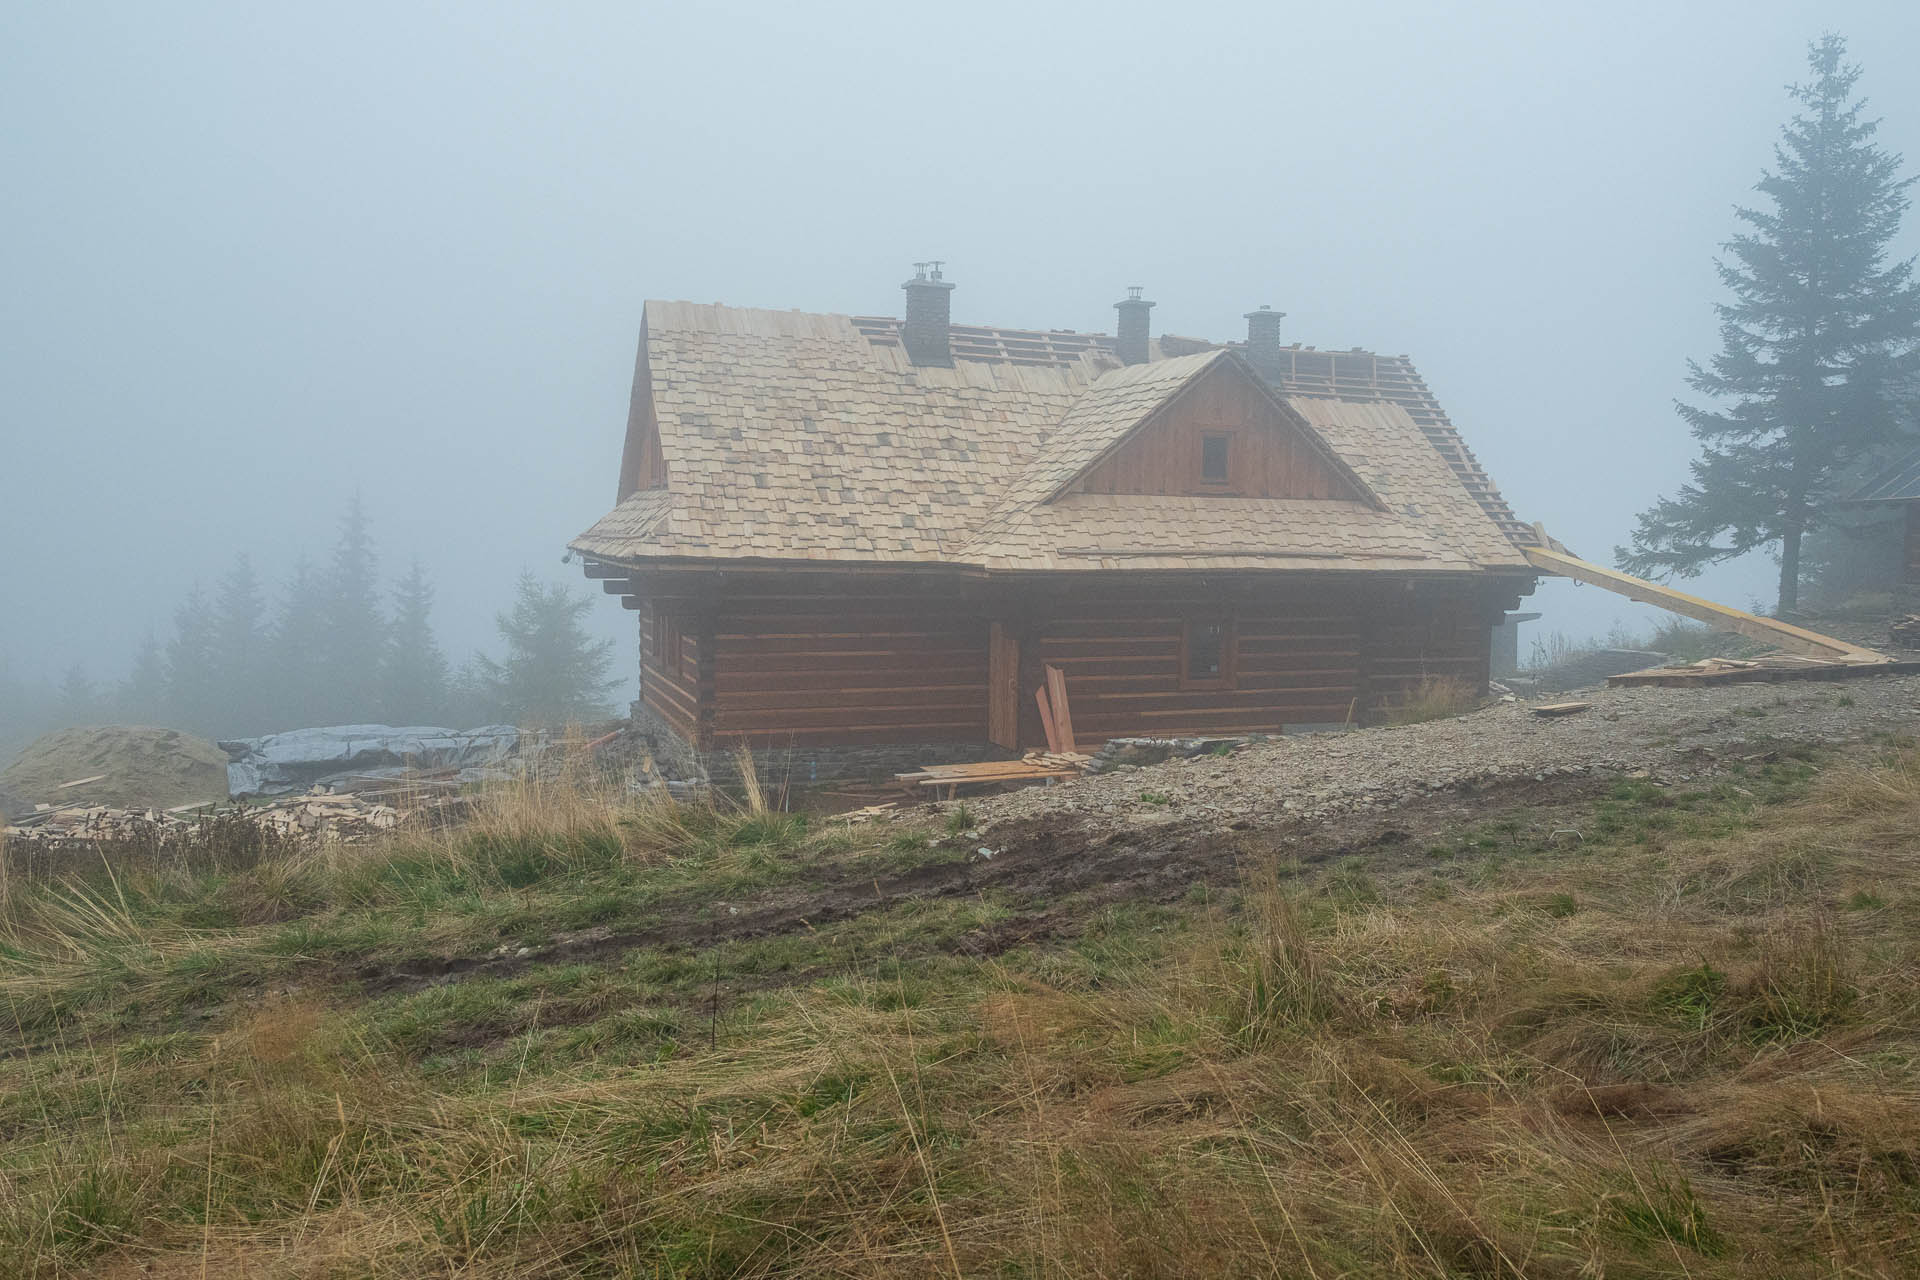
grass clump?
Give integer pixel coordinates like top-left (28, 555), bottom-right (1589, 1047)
top-left (1382, 675), bottom-right (1479, 726)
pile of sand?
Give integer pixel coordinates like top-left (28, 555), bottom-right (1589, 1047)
top-left (0, 726), bottom-right (230, 812)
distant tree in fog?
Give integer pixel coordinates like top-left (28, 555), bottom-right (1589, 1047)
top-left (269, 557), bottom-right (328, 731)
top-left (164, 584), bottom-right (219, 734)
top-left (214, 554), bottom-right (271, 734)
top-left (475, 573), bottom-right (616, 726)
top-left (381, 559), bottom-right (451, 724)
top-left (56, 665), bottom-right (97, 726)
top-left (1620, 35), bottom-right (1920, 613)
top-left (118, 634), bottom-right (168, 725)
top-left (316, 494), bottom-right (387, 722)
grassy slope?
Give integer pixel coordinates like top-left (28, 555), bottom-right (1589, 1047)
top-left (1, 742), bottom-right (1918, 1278)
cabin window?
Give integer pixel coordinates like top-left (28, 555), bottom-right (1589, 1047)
top-left (1181, 618), bottom-right (1236, 689)
top-left (1199, 432), bottom-right (1231, 486)
top-left (652, 611), bottom-right (684, 673)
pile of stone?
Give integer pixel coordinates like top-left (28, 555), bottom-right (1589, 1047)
top-left (1892, 615), bottom-right (1920, 648)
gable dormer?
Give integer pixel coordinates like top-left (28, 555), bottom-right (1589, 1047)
top-left (1067, 355), bottom-right (1374, 502)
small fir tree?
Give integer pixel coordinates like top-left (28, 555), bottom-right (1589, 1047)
top-left (317, 494), bottom-right (386, 722)
top-left (381, 559), bottom-right (451, 724)
top-left (1619, 34), bottom-right (1920, 612)
top-left (119, 633), bottom-right (169, 725)
top-left (213, 554), bottom-right (270, 733)
top-left (477, 573), bottom-right (617, 726)
top-left (165, 584), bottom-right (220, 733)
top-left (268, 558), bottom-right (328, 731)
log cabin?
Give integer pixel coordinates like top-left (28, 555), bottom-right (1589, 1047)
top-left (1844, 446), bottom-right (1920, 584)
top-left (570, 267), bottom-right (1541, 779)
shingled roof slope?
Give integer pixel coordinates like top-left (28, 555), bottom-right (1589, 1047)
top-left (957, 396), bottom-right (1526, 572)
top-left (570, 301), bottom-right (1532, 574)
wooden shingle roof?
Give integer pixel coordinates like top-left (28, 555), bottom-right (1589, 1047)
top-left (570, 300), bottom-right (1533, 575)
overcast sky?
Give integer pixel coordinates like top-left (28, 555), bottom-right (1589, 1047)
top-left (5, 0), bottom-right (1919, 696)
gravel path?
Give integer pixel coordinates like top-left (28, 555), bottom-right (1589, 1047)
top-left (974, 675), bottom-right (1920, 833)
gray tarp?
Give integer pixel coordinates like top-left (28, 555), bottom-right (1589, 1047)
top-left (219, 724), bottom-right (522, 798)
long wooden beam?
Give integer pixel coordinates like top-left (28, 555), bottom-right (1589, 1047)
top-left (1520, 545), bottom-right (1888, 664)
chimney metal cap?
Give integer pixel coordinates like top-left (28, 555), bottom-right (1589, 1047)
top-left (1114, 285), bottom-right (1155, 309)
top-left (902, 260), bottom-right (956, 291)
top-left (1244, 305), bottom-right (1287, 321)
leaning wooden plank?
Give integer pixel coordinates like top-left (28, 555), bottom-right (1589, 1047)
top-left (1531, 701), bottom-right (1592, 717)
top-left (1522, 545), bottom-right (1889, 663)
top-left (1036, 685), bottom-right (1063, 754)
top-left (57, 774), bottom-right (109, 790)
top-left (1044, 665), bottom-right (1077, 755)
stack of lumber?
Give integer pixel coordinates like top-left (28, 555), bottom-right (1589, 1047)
top-left (895, 750), bottom-right (1092, 798)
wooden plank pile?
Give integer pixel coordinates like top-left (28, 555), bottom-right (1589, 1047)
top-left (897, 664), bottom-right (1093, 798)
top-left (894, 752), bottom-right (1091, 800)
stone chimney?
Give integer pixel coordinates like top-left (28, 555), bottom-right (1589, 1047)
top-left (1113, 286), bottom-right (1154, 366)
top-left (900, 261), bottom-right (956, 367)
top-left (1243, 305), bottom-right (1286, 376)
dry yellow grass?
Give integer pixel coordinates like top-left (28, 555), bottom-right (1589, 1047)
top-left (0, 744), bottom-right (1917, 1275)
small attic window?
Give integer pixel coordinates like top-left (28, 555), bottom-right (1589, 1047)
top-left (1200, 433), bottom-right (1231, 485)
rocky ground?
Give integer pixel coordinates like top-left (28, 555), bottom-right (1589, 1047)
top-left (972, 674), bottom-right (1920, 833)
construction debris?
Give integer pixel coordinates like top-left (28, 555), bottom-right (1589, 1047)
top-left (1531, 702), bottom-right (1593, 717)
top-left (4, 789), bottom-right (421, 847)
top-left (896, 750), bottom-right (1092, 799)
top-left (1893, 615), bottom-right (1920, 648)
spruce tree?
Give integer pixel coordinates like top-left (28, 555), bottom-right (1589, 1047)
top-left (381, 559), bottom-right (451, 724)
top-left (268, 558), bottom-right (328, 731)
top-left (477, 573), bottom-right (617, 726)
top-left (317, 495), bottom-right (386, 723)
top-left (119, 633), bottom-right (169, 725)
top-left (213, 554), bottom-right (270, 733)
top-left (1619, 35), bottom-right (1920, 613)
top-left (165, 584), bottom-right (220, 734)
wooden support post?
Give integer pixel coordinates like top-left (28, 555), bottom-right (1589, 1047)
top-left (987, 622), bottom-right (1019, 750)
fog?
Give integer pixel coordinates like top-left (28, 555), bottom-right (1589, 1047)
top-left (5, 0), bottom-right (1918, 706)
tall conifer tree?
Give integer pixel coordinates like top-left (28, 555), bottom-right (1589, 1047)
top-left (119, 633), bottom-right (168, 725)
top-left (381, 559), bottom-right (451, 724)
top-left (318, 495), bottom-right (386, 722)
top-left (1619, 35), bottom-right (1920, 612)
top-left (165, 584), bottom-right (220, 733)
top-left (213, 554), bottom-right (270, 733)
top-left (269, 558), bottom-right (328, 731)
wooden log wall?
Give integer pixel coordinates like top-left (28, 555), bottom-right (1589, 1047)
top-left (709, 595), bottom-right (989, 747)
top-left (1361, 591), bottom-right (1494, 711)
top-left (1017, 594), bottom-right (1365, 745)
top-left (639, 605), bottom-right (700, 738)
